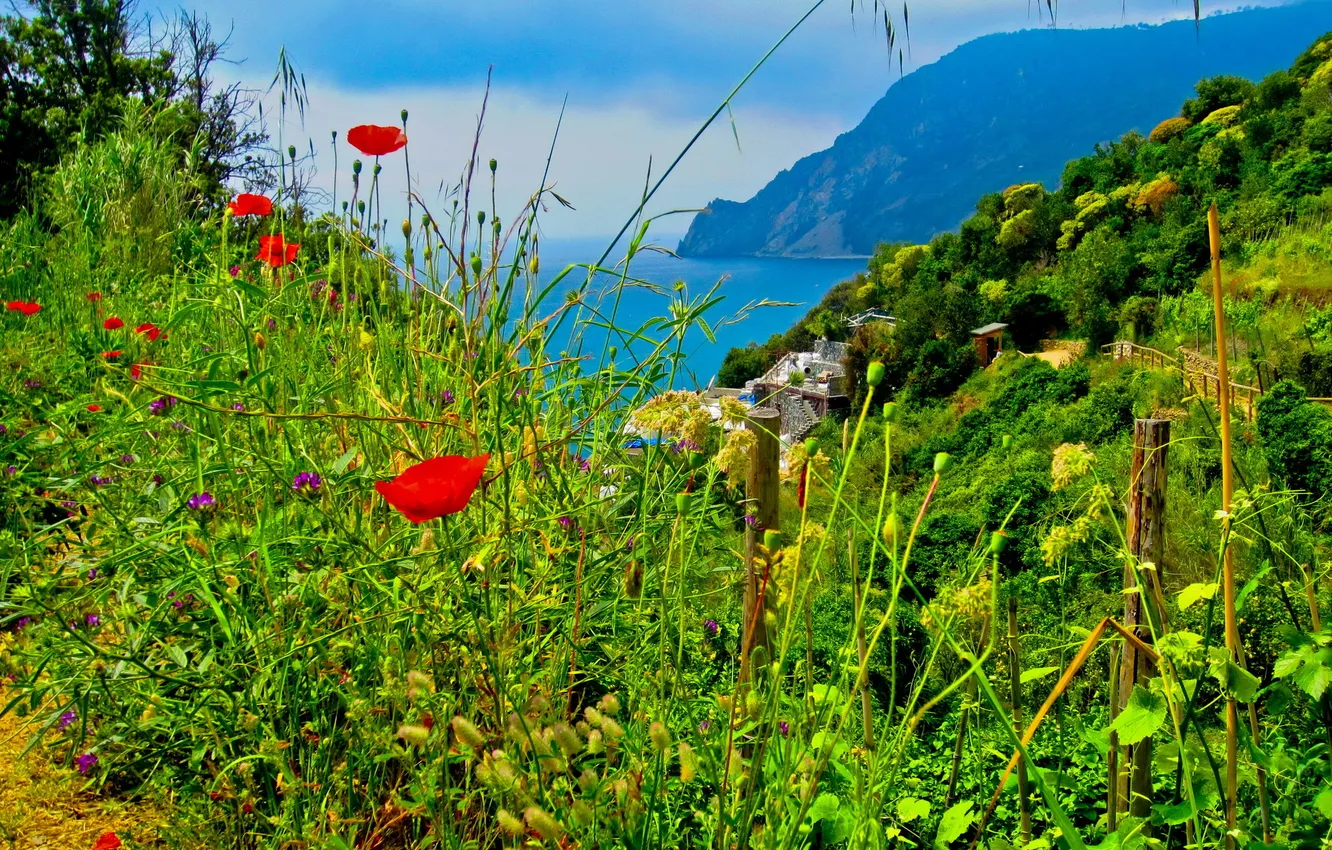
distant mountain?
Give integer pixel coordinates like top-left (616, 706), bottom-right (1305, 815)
top-left (677, 2), bottom-right (1332, 258)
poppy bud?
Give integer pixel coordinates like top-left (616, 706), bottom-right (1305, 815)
top-left (331, 130), bottom-right (338, 141)
top-left (352, 160), bottom-right (362, 175)
top-left (745, 689), bottom-right (760, 718)
top-left (609, 346), bottom-right (618, 359)
top-left (401, 219), bottom-right (411, 239)
top-left (477, 210), bottom-right (486, 226)
top-left (254, 332), bottom-right (266, 350)
top-left (400, 108), bottom-right (409, 124)
top-left (763, 529), bottom-right (781, 550)
top-left (372, 163), bottom-right (381, 177)
top-left (489, 158), bottom-right (498, 173)
top-left (223, 206), bottom-right (235, 219)
top-left (676, 492), bottom-right (693, 515)
top-left (342, 201), bottom-right (349, 213)
top-left (1002, 433), bottom-right (1013, 452)
top-left (990, 530), bottom-right (1009, 555)
top-left (803, 438), bottom-right (818, 456)
top-left (287, 145), bottom-right (296, 160)
top-left (494, 218), bottom-right (502, 235)
top-left (867, 361), bottom-right (886, 387)
top-left (357, 200), bottom-right (366, 215)
top-left (934, 452), bottom-right (952, 475)
top-left (882, 513), bottom-right (903, 547)
top-left (470, 254), bottom-right (482, 276)
top-left (883, 402), bottom-right (898, 423)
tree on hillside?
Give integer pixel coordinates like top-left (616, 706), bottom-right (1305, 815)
top-left (0, 1), bottom-right (267, 217)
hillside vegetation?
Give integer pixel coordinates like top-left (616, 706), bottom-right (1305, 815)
top-left (2, 5), bottom-right (1332, 850)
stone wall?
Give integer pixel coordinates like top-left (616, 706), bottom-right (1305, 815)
top-left (1177, 347), bottom-right (1218, 376)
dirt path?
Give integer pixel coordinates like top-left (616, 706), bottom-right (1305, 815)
top-left (0, 693), bottom-right (175, 850)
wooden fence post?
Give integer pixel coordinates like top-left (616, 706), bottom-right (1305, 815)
top-left (1118, 418), bottom-right (1169, 823)
top-left (742, 407), bottom-right (781, 681)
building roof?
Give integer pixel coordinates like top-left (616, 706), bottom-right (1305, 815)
top-left (971, 322), bottom-right (1009, 336)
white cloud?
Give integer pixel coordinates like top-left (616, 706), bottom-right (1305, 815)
top-left (271, 79), bottom-right (847, 239)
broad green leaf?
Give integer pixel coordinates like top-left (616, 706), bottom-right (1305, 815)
top-left (1209, 646), bottom-right (1263, 702)
top-left (1020, 666), bottom-right (1060, 684)
top-left (1235, 562), bottom-right (1272, 612)
top-left (1315, 788), bottom-right (1332, 820)
top-left (824, 810), bottom-right (855, 844)
top-left (896, 796), bottom-right (930, 823)
top-left (1273, 646), bottom-right (1332, 700)
top-left (1107, 685), bottom-right (1166, 746)
top-left (934, 801), bottom-right (975, 849)
top-left (1176, 582), bottom-right (1217, 611)
top-left (333, 447), bottom-right (359, 474)
top-left (809, 792), bottom-right (840, 823)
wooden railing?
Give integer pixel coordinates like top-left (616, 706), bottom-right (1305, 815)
top-left (1102, 341), bottom-right (1268, 420)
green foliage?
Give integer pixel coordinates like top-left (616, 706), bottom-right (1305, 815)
top-left (1256, 380), bottom-right (1332, 495)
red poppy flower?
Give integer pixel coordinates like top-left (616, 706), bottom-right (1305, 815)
top-left (91, 832), bottom-right (122, 850)
top-left (347, 124), bottom-right (407, 156)
top-left (87, 292), bottom-right (103, 302)
top-left (135, 322), bottom-right (162, 341)
top-left (256, 235), bottom-right (300, 268)
top-left (375, 454), bottom-right (489, 523)
top-left (7, 301), bottom-right (41, 315)
top-left (130, 363), bottom-right (143, 380)
top-left (87, 404), bottom-right (102, 412)
top-left (5, 301), bottom-right (21, 311)
top-left (102, 350), bottom-right (122, 359)
top-left (104, 317), bottom-right (124, 330)
top-left (227, 193), bottom-right (273, 217)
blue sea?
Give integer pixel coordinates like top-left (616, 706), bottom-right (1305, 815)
top-left (528, 236), bottom-right (866, 388)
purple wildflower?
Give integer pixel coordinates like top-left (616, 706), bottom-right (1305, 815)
top-left (266, 318), bottom-right (276, 330)
top-left (187, 492), bottom-right (216, 510)
top-left (0, 424), bottom-right (6, 435)
top-left (704, 619), bottom-right (719, 637)
top-left (148, 396), bottom-right (177, 415)
top-left (579, 458), bottom-right (590, 473)
top-left (152, 474), bottom-right (164, 485)
top-left (202, 345), bottom-right (211, 353)
top-left (14, 617), bottom-right (31, 630)
top-left (699, 720), bottom-right (711, 733)
top-left (24, 379), bottom-right (41, 389)
top-left (61, 500), bottom-right (77, 509)
top-left (670, 439), bottom-right (700, 455)
top-left (557, 516), bottom-right (572, 530)
top-left (85, 614), bottom-right (100, 627)
top-left (228, 265), bottom-right (241, 278)
top-left (89, 474), bottom-right (112, 486)
top-left (441, 389), bottom-right (455, 405)
top-left (291, 472), bottom-right (322, 493)
top-left (87, 568), bottom-right (98, 580)
top-left (779, 721), bottom-right (790, 737)
top-left (4, 465), bottom-right (15, 476)
top-left (171, 420), bottom-right (189, 432)
top-left (120, 454), bottom-right (134, 464)
top-left (232, 403), bottom-right (245, 412)
top-left (58, 710), bottom-right (77, 731)
top-left (744, 514), bottom-right (758, 528)
top-left (74, 752), bottom-right (97, 774)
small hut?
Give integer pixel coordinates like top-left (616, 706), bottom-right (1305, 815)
top-left (971, 322), bottom-right (1008, 368)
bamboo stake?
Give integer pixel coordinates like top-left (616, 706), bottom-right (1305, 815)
top-left (1209, 201), bottom-right (1242, 850)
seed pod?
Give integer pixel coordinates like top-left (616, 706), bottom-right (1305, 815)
top-left (803, 437), bottom-right (818, 456)
top-left (451, 716), bottom-right (485, 750)
top-left (396, 724), bottom-right (429, 746)
top-left (1002, 433), bottom-right (1014, 451)
top-left (524, 807), bottom-right (562, 841)
top-left (400, 108), bottom-right (409, 124)
top-left (529, 254), bottom-right (539, 275)
top-left (648, 721), bottom-right (670, 752)
top-left (352, 160), bottom-right (362, 175)
top-left (571, 800), bottom-right (594, 827)
top-left (401, 219), bottom-right (411, 239)
top-left (676, 492), bottom-right (692, 514)
top-left (678, 742), bottom-right (698, 783)
top-left (990, 530), bottom-right (1009, 555)
top-left (883, 402), bottom-right (898, 423)
top-left (497, 809), bottom-right (524, 835)
top-left (470, 254), bottom-right (482, 276)
top-left (552, 722), bottom-right (582, 756)
top-left (867, 361), bottom-right (886, 387)
top-left (763, 529), bottom-right (782, 551)
top-left (934, 452), bottom-right (952, 475)
top-left (254, 331), bottom-right (266, 350)
top-left (489, 158), bottom-right (498, 173)
top-left (288, 145), bottom-right (296, 160)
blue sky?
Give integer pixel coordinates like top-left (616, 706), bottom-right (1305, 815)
top-left (163, 0), bottom-right (1282, 238)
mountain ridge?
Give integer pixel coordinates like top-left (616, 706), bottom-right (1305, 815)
top-left (678, 2), bottom-right (1332, 258)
